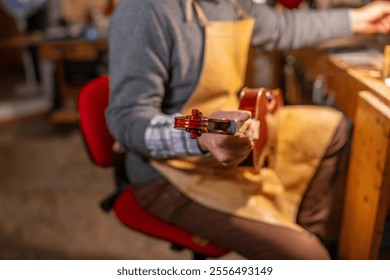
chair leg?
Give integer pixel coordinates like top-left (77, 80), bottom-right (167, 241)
top-left (192, 252), bottom-right (207, 260)
top-left (171, 243), bottom-right (208, 259)
top-left (170, 243), bottom-right (185, 252)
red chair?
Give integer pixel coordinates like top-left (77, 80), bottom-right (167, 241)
top-left (267, 0), bottom-right (307, 9)
top-left (278, 0), bottom-right (305, 9)
top-left (77, 75), bottom-right (229, 259)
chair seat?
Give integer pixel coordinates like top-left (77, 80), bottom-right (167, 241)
top-left (113, 187), bottom-right (229, 258)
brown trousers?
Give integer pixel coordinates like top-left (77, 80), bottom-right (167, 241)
top-left (132, 118), bottom-right (350, 260)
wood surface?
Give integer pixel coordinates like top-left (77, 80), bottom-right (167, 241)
top-left (339, 91), bottom-right (390, 259)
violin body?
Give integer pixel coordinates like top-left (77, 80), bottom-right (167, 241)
top-left (239, 87), bottom-right (283, 169)
top-left (174, 87), bottom-right (283, 169)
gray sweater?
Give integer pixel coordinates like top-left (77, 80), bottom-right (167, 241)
top-left (107, 0), bottom-right (351, 185)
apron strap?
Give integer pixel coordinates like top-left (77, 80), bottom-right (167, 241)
top-left (230, 0), bottom-right (248, 19)
top-left (191, 0), bottom-right (249, 25)
top-left (185, 0), bottom-right (194, 22)
top-left (193, 0), bottom-right (208, 26)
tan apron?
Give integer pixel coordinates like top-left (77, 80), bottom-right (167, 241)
top-left (151, 0), bottom-right (342, 232)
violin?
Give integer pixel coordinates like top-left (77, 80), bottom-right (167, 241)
top-left (174, 87), bottom-right (283, 169)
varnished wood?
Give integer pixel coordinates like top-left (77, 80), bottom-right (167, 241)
top-left (339, 91), bottom-right (390, 259)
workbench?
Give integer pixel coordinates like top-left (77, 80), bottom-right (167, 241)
top-left (286, 46), bottom-right (390, 259)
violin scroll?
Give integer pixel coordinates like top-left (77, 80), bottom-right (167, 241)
top-left (174, 109), bottom-right (208, 139)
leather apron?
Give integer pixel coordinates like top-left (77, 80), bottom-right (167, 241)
top-left (151, 0), bottom-right (342, 232)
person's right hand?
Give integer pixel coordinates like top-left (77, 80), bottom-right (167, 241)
top-left (351, 1), bottom-right (390, 34)
top-left (197, 110), bottom-right (254, 167)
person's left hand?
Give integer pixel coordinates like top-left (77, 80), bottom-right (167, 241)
top-left (197, 110), bottom-right (254, 168)
top-left (351, 1), bottom-right (390, 34)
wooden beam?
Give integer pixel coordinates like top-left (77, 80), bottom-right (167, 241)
top-left (339, 91), bottom-right (390, 259)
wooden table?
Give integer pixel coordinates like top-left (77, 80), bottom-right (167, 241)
top-left (37, 39), bottom-right (108, 123)
top-left (286, 47), bottom-right (390, 259)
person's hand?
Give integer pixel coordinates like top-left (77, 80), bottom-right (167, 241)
top-left (351, 1), bottom-right (390, 34)
top-left (197, 110), bottom-right (254, 167)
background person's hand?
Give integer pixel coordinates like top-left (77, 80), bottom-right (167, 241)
top-left (351, 1), bottom-right (390, 34)
top-left (197, 110), bottom-right (253, 167)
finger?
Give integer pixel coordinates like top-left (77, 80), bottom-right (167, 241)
top-left (380, 16), bottom-right (390, 32)
top-left (377, 1), bottom-right (390, 15)
top-left (377, 20), bottom-right (390, 33)
top-left (219, 147), bottom-right (253, 167)
top-left (213, 133), bottom-right (253, 149)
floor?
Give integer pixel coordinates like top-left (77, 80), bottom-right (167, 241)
top-left (0, 115), bottom-right (245, 260)
top-left (0, 70), bottom-right (52, 123)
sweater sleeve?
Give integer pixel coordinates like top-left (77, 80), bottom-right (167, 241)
top-left (241, 2), bottom-right (352, 50)
top-left (106, 0), bottom-right (166, 155)
top-left (106, 0), bottom-right (204, 158)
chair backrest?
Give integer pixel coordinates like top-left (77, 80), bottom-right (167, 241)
top-left (278, 0), bottom-right (305, 9)
top-left (77, 75), bottom-right (116, 168)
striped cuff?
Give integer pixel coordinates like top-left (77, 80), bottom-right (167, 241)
top-left (145, 113), bottom-right (205, 158)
